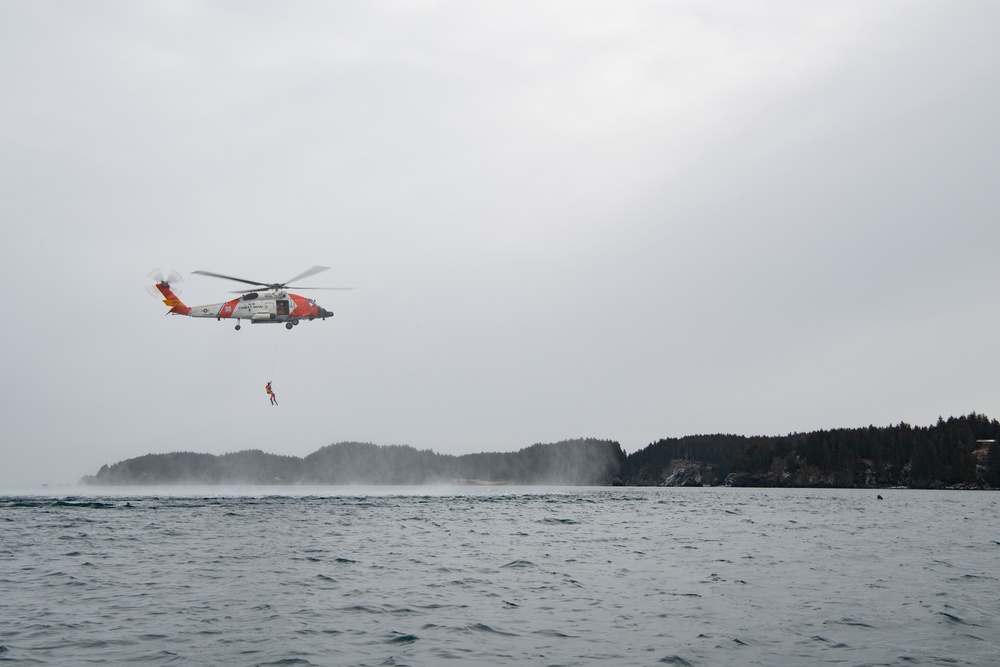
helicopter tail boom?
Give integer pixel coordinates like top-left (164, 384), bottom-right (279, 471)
top-left (155, 282), bottom-right (191, 316)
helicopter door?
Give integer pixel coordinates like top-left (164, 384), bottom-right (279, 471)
top-left (276, 299), bottom-right (290, 316)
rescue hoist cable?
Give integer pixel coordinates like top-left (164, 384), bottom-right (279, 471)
top-left (270, 324), bottom-right (280, 380)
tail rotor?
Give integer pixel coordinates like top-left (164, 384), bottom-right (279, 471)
top-left (147, 269), bottom-right (183, 297)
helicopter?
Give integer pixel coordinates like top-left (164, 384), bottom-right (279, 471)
top-left (150, 266), bottom-right (350, 330)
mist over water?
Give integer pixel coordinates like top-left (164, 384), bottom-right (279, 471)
top-left (2, 487), bottom-right (998, 665)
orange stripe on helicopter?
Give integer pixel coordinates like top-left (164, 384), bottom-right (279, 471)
top-left (217, 298), bottom-right (240, 319)
top-left (290, 294), bottom-right (314, 317)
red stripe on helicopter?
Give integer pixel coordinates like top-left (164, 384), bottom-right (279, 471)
top-left (217, 298), bottom-right (240, 319)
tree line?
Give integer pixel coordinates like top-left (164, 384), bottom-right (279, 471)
top-left (80, 438), bottom-right (626, 486)
top-left (617, 412), bottom-right (1000, 488)
top-left (80, 413), bottom-right (1000, 488)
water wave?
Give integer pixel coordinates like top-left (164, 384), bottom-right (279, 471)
top-left (1, 487), bottom-right (998, 665)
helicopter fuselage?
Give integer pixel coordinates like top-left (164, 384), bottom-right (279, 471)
top-left (156, 283), bottom-right (333, 330)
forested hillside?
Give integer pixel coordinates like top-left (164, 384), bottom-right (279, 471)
top-left (618, 413), bottom-right (1000, 488)
top-left (727, 413), bottom-right (1000, 488)
top-left (80, 439), bottom-right (625, 486)
top-left (80, 414), bottom-right (1000, 488)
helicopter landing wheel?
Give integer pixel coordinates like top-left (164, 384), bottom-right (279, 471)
top-left (285, 322), bottom-right (294, 330)
top-left (235, 324), bottom-right (241, 331)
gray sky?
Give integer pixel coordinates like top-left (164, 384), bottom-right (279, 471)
top-left (2, 1), bottom-right (998, 486)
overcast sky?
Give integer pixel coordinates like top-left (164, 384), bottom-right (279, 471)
top-left (2, 1), bottom-right (998, 486)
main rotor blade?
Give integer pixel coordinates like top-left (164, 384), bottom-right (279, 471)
top-left (227, 286), bottom-right (353, 293)
top-left (282, 266), bottom-right (330, 286)
top-left (192, 270), bottom-right (269, 287)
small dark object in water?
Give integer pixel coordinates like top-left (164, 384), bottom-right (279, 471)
top-left (877, 495), bottom-right (883, 500)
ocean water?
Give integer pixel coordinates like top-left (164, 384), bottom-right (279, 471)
top-left (1, 486), bottom-right (997, 666)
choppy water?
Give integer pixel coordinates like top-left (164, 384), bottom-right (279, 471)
top-left (1, 486), bottom-right (998, 666)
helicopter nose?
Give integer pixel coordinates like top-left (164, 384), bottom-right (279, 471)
top-left (317, 307), bottom-right (334, 319)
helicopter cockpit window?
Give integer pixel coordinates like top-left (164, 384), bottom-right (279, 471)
top-left (243, 292), bottom-right (259, 300)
